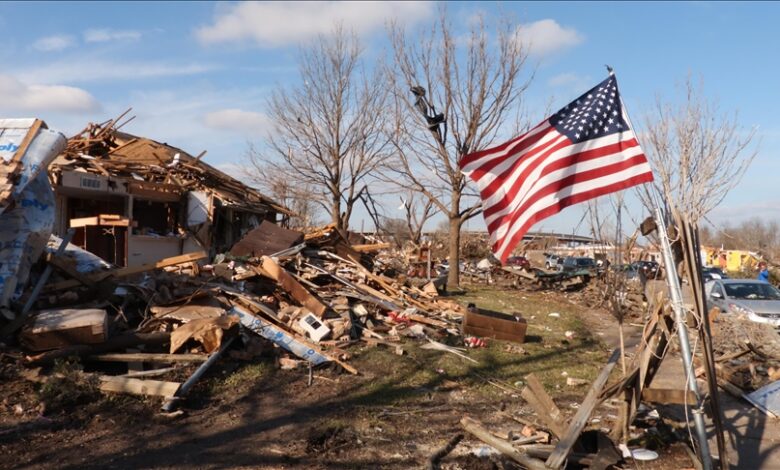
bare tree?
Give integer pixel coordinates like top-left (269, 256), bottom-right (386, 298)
top-left (637, 77), bottom-right (758, 224)
top-left (247, 26), bottom-right (389, 233)
top-left (385, 11), bottom-right (532, 287)
top-left (245, 161), bottom-right (322, 229)
top-left (400, 192), bottom-right (437, 246)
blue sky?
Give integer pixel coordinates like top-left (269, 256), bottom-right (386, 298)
top-left (0, 1), bottom-right (777, 234)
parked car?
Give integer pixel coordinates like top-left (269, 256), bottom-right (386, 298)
top-left (614, 263), bottom-right (640, 281)
top-left (707, 279), bottom-right (780, 327)
top-left (505, 256), bottom-right (530, 269)
top-left (561, 256), bottom-right (597, 273)
top-left (544, 253), bottom-right (563, 270)
top-left (632, 260), bottom-right (660, 279)
top-left (702, 266), bottom-right (729, 283)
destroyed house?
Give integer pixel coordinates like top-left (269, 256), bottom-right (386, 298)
top-left (48, 121), bottom-right (291, 267)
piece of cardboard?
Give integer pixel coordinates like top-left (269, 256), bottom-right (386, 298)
top-left (20, 308), bottom-right (108, 351)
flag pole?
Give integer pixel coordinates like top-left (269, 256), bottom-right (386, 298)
top-left (611, 65), bottom-right (713, 469)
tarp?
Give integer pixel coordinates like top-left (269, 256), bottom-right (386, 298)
top-left (0, 120), bottom-right (66, 306)
top-left (46, 234), bottom-right (114, 274)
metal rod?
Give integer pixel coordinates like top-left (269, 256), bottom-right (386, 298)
top-left (653, 203), bottom-right (712, 470)
top-left (161, 335), bottom-right (236, 412)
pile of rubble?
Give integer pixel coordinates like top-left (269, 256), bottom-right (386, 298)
top-left (2, 220), bottom-right (476, 409)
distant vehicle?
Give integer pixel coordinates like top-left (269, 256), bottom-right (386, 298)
top-left (632, 260), bottom-right (660, 279)
top-left (544, 253), bottom-right (563, 270)
top-left (702, 266), bottom-right (729, 283)
top-left (505, 256), bottom-right (530, 269)
top-left (614, 263), bottom-right (640, 281)
top-left (561, 256), bottom-right (597, 273)
top-left (707, 279), bottom-right (780, 327)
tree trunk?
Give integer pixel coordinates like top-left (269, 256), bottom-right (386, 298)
top-left (447, 216), bottom-right (462, 288)
top-left (332, 193), bottom-right (343, 231)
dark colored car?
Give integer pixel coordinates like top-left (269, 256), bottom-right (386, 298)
top-left (702, 266), bottom-right (729, 283)
top-left (505, 256), bottom-right (530, 269)
top-left (632, 260), bottom-right (660, 279)
top-left (561, 256), bottom-right (597, 273)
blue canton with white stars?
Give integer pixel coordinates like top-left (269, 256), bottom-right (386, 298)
top-left (548, 76), bottom-right (628, 144)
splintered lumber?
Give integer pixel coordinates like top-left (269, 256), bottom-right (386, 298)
top-left (460, 417), bottom-right (547, 470)
top-left (545, 348), bottom-right (621, 469)
top-left (88, 353), bottom-right (208, 363)
top-left (520, 373), bottom-right (568, 438)
top-left (26, 332), bottom-right (170, 365)
top-left (351, 242), bottom-right (391, 253)
top-left (258, 256), bottom-right (327, 317)
top-left (43, 251), bottom-right (207, 292)
top-left (641, 388), bottom-right (698, 405)
top-left (99, 376), bottom-right (180, 398)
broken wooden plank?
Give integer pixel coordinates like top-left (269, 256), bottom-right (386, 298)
top-left (460, 416), bottom-right (546, 470)
top-left (521, 373), bottom-right (568, 438)
top-left (26, 332), bottom-right (171, 365)
top-left (546, 348), bottom-right (621, 469)
top-left (258, 256), bottom-right (327, 317)
top-left (99, 376), bottom-right (180, 397)
top-left (88, 353), bottom-right (208, 363)
top-left (43, 251), bottom-right (207, 292)
top-left (351, 242), bottom-right (391, 252)
top-left (641, 387), bottom-right (698, 405)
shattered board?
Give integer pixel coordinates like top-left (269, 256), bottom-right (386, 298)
top-left (230, 305), bottom-right (330, 365)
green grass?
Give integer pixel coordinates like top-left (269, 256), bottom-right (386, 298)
top-left (340, 286), bottom-right (611, 409)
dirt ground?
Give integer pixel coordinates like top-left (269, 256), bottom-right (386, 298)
top-left (0, 285), bottom-right (696, 469)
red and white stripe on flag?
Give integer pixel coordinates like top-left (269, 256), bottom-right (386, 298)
top-left (459, 75), bottom-right (654, 264)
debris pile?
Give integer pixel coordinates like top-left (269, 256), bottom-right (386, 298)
top-left (2, 217), bottom-right (481, 410)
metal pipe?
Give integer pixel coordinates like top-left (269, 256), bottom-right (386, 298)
top-left (161, 335), bottom-right (236, 412)
top-left (654, 205), bottom-right (712, 470)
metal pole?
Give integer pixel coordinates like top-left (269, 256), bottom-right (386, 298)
top-left (654, 204), bottom-right (712, 470)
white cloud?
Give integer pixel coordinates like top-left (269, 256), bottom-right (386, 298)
top-left (83, 28), bottom-right (142, 43)
top-left (32, 35), bottom-right (76, 52)
top-left (515, 19), bottom-right (584, 56)
top-left (203, 108), bottom-right (272, 135)
top-left (548, 72), bottom-right (593, 92)
top-left (17, 60), bottom-right (216, 84)
top-left (195, 1), bottom-right (433, 47)
top-left (0, 74), bottom-right (99, 113)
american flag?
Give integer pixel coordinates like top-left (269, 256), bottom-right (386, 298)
top-left (460, 74), bottom-right (654, 264)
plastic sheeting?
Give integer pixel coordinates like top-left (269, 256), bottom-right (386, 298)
top-left (0, 120), bottom-right (66, 306)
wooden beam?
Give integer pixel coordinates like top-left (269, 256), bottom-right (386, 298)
top-left (546, 348), bottom-right (621, 469)
top-left (520, 374), bottom-right (568, 438)
top-left (99, 376), bottom-right (180, 398)
top-left (258, 256), bottom-right (327, 317)
top-left (351, 243), bottom-right (391, 252)
top-left (641, 388), bottom-right (698, 405)
top-left (88, 353), bottom-right (208, 363)
top-left (460, 417), bottom-right (547, 470)
top-left (43, 251), bottom-right (207, 292)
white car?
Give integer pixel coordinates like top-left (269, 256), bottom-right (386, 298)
top-left (707, 279), bottom-right (780, 327)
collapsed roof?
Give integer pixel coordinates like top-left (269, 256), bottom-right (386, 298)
top-left (49, 112), bottom-right (292, 217)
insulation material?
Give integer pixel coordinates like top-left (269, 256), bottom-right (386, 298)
top-left (46, 234), bottom-right (114, 274)
top-left (0, 171), bottom-right (56, 306)
top-left (0, 120), bottom-right (66, 306)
